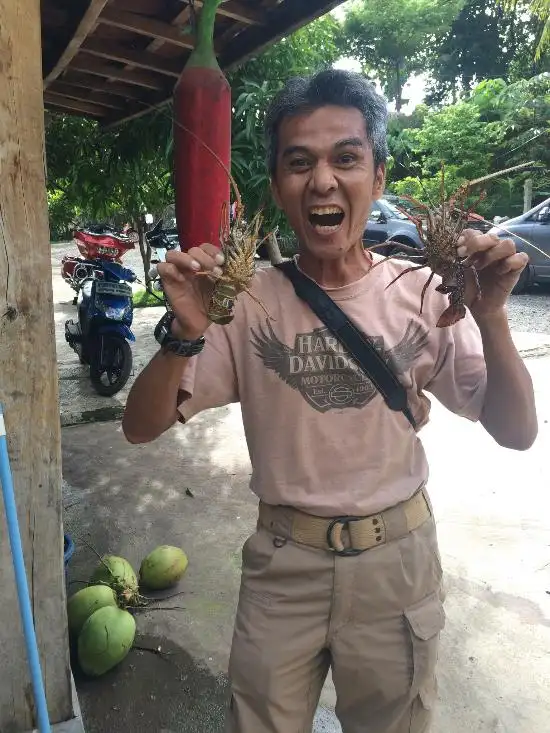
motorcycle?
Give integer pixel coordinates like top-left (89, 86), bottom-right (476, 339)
top-left (61, 223), bottom-right (137, 301)
top-left (145, 216), bottom-right (180, 294)
top-left (64, 259), bottom-right (137, 397)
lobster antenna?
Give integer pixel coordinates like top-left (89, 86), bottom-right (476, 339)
top-left (467, 160), bottom-right (537, 188)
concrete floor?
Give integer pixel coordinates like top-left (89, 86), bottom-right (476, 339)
top-left (54, 243), bottom-right (550, 732)
top-left (62, 353), bottom-right (550, 733)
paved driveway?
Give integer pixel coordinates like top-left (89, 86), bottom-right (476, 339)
top-left (54, 242), bottom-right (550, 732)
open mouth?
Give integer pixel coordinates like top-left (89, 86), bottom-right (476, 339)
top-left (308, 206), bottom-right (345, 233)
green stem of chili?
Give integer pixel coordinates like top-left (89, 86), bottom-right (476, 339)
top-left (186, 0), bottom-right (224, 69)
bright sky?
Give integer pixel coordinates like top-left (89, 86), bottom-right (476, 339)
top-left (330, 2), bottom-right (429, 114)
top-left (333, 57), bottom-right (429, 114)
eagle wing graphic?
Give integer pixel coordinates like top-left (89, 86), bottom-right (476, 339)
top-left (250, 320), bottom-right (303, 390)
top-left (383, 321), bottom-right (429, 375)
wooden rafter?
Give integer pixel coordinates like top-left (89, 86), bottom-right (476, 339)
top-left (80, 39), bottom-right (183, 77)
top-left (43, 91), bottom-right (108, 117)
top-left (43, 0), bottom-right (110, 88)
top-left (48, 82), bottom-right (126, 110)
top-left (70, 57), bottom-right (168, 90)
top-left (142, 7), bottom-right (191, 54)
top-left (42, 0), bottom-right (349, 124)
top-left (220, 0), bottom-right (345, 68)
top-left (97, 8), bottom-right (196, 50)
top-left (60, 73), bottom-right (146, 100)
top-left (108, 5), bottom-right (193, 94)
top-left (194, 0), bottom-right (265, 25)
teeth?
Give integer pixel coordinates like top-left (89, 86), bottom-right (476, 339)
top-left (310, 206), bottom-right (343, 215)
top-left (312, 224), bottom-right (340, 233)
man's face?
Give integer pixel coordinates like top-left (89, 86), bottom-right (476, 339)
top-left (271, 105), bottom-right (386, 260)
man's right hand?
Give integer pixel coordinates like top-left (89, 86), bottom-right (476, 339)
top-left (157, 243), bottom-right (224, 340)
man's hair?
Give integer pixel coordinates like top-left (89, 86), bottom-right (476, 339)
top-left (264, 68), bottom-right (390, 176)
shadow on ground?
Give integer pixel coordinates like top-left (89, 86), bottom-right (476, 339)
top-left (62, 411), bottom-right (254, 732)
top-left (73, 635), bottom-right (229, 733)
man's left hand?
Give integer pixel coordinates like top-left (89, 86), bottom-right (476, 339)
top-left (459, 229), bottom-right (529, 319)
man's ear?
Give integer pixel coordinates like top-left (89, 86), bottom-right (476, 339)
top-left (372, 163), bottom-right (386, 201)
top-left (271, 177), bottom-right (283, 210)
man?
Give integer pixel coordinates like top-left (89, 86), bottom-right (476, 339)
top-left (123, 69), bottom-right (537, 733)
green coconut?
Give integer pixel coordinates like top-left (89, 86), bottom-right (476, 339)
top-left (90, 555), bottom-right (139, 604)
top-left (139, 545), bottom-right (189, 590)
top-left (67, 585), bottom-right (118, 638)
top-left (77, 606), bottom-right (136, 677)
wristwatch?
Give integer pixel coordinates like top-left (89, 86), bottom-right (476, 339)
top-left (154, 311), bottom-right (205, 357)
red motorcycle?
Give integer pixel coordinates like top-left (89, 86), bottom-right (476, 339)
top-left (61, 224), bottom-right (137, 300)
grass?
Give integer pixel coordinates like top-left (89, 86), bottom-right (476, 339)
top-left (132, 287), bottom-right (165, 308)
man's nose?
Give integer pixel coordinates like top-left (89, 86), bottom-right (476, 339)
top-left (308, 161), bottom-right (337, 194)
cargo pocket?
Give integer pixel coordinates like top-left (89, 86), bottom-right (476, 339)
top-left (405, 591), bottom-right (445, 725)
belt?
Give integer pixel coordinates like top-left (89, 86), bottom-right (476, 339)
top-left (258, 487), bottom-right (431, 557)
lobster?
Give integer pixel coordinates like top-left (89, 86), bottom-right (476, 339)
top-left (369, 161), bottom-right (539, 328)
top-left (203, 203), bottom-right (273, 324)
top-left (172, 116), bottom-right (272, 325)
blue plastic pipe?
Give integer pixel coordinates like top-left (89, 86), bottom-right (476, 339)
top-left (0, 404), bottom-right (51, 733)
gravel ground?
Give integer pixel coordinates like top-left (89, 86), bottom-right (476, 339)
top-left (51, 241), bottom-right (550, 334)
top-left (505, 288), bottom-right (550, 334)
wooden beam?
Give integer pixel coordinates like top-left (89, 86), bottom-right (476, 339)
top-left (147, 7), bottom-right (191, 53)
top-left (102, 96), bottom-right (172, 130)
top-left (44, 86), bottom-right (118, 117)
top-left (61, 73), bottom-right (146, 100)
top-left (81, 38), bottom-right (183, 78)
top-left (70, 57), bottom-right (168, 90)
top-left (104, 0), bottom-right (348, 127)
top-left (0, 0), bottom-right (76, 729)
top-left (195, 0), bottom-right (265, 25)
top-left (221, 0), bottom-right (346, 70)
top-left (98, 8), bottom-right (196, 50)
top-left (44, 0), bottom-right (110, 88)
top-left (44, 92), bottom-right (108, 117)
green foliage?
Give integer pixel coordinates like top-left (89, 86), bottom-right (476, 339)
top-left (426, 0), bottom-right (548, 104)
top-left (45, 110), bottom-right (174, 244)
top-left (532, 0), bottom-right (550, 59)
top-left (340, 0), bottom-right (463, 110)
top-left (132, 288), bottom-right (164, 308)
top-left (413, 103), bottom-right (502, 178)
top-left (388, 74), bottom-right (550, 217)
top-left (392, 166), bottom-right (465, 202)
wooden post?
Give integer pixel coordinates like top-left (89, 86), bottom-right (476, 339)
top-left (523, 178), bottom-right (533, 213)
top-left (266, 231), bottom-right (284, 265)
top-left (0, 1), bottom-right (74, 729)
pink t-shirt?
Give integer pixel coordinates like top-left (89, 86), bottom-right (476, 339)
top-left (178, 254), bottom-right (487, 517)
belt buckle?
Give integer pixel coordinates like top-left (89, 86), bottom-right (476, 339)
top-left (327, 516), bottom-right (365, 556)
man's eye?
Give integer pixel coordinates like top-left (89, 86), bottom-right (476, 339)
top-left (289, 158), bottom-right (311, 170)
top-left (337, 154), bottom-right (356, 166)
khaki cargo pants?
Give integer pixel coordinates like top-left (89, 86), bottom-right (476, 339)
top-left (225, 488), bottom-right (445, 733)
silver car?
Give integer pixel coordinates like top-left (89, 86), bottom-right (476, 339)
top-left (488, 198), bottom-right (550, 293)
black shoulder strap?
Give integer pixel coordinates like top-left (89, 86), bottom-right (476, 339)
top-left (275, 260), bottom-right (416, 429)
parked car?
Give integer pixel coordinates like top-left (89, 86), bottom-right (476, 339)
top-left (363, 198), bottom-right (424, 256)
top-left (488, 197), bottom-right (550, 293)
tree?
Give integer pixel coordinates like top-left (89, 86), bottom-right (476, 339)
top-left (532, 0), bottom-right (550, 58)
top-left (389, 74), bottom-right (550, 217)
top-left (340, 0), bottom-right (463, 111)
top-left (45, 110), bottom-right (174, 283)
top-left (426, 0), bottom-right (548, 104)
top-left (500, 0), bottom-right (550, 61)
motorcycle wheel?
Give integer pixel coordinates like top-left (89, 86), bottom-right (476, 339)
top-left (89, 335), bottom-right (132, 397)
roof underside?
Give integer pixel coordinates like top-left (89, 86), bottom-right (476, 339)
top-left (42, 0), bottom-right (344, 127)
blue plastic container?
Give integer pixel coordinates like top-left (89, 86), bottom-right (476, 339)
top-left (63, 534), bottom-right (75, 579)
